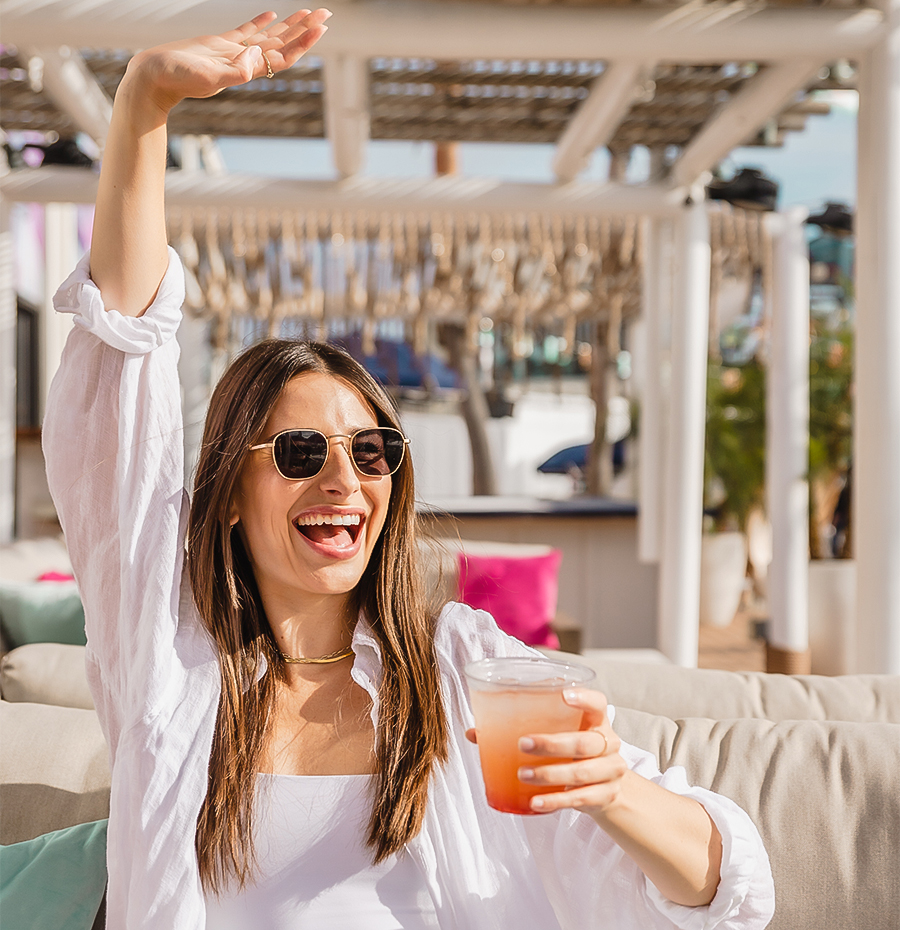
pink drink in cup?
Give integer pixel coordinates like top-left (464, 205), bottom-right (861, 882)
top-left (464, 657), bottom-right (596, 815)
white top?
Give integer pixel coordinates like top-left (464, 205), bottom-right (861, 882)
top-left (44, 250), bottom-right (775, 930)
top-left (205, 775), bottom-right (437, 929)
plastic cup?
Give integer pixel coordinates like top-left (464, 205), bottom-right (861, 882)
top-left (464, 656), bottom-right (596, 815)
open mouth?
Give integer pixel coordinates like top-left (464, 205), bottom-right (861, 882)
top-left (293, 512), bottom-right (364, 550)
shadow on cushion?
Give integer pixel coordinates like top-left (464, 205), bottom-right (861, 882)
top-left (614, 707), bottom-right (900, 930)
top-left (0, 702), bottom-right (110, 845)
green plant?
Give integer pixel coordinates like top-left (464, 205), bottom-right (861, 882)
top-left (704, 360), bottom-right (766, 532)
top-left (809, 328), bottom-right (852, 481)
top-left (808, 327), bottom-right (853, 557)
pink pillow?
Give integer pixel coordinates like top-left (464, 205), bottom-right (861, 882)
top-left (457, 549), bottom-right (563, 648)
top-left (36, 571), bottom-right (76, 582)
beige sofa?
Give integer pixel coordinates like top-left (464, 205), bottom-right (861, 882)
top-left (2, 642), bottom-right (899, 929)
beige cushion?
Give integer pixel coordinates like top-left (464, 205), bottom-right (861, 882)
top-left (0, 643), bottom-right (94, 709)
top-left (615, 707), bottom-right (900, 930)
top-left (549, 650), bottom-right (900, 724)
top-left (0, 537), bottom-right (72, 583)
top-left (0, 700), bottom-right (110, 845)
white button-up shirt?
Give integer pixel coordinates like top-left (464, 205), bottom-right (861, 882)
top-left (44, 251), bottom-right (774, 930)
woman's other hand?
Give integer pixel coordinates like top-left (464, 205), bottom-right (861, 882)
top-left (467, 689), bottom-right (722, 907)
top-left (465, 689), bottom-right (625, 814)
top-left (513, 688), bottom-right (626, 815)
top-left (127, 9), bottom-right (332, 114)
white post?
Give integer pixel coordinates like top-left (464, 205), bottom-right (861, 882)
top-left (0, 198), bottom-right (15, 543)
top-left (854, 0), bottom-right (900, 674)
top-left (41, 203), bottom-right (78, 419)
top-left (177, 314), bottom-right (212, 493)
top-left (657, 198), bottom-right (711, 667)
top-left (765, 208), bottom-right (811, 674)
top-left (637, 217), bottom-right (667, 563)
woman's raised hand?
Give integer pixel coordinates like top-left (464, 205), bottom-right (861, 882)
top-left (130, 9), bottom-right (332, 112)
top-left (91, 9), bottom-right (331, 316)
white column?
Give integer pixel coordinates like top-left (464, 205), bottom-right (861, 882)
top-left (854, 0), bottom-right (900, 674)
top-left (41, 203), bottom-right (78, 419)
top-left (323, 55), bottom-right (370, 179)
top-left (177, 314), bottom-right (212, 493)
top-left (657, 199), bottom-right (711, 666)
top-left (765, 209), bottom-right (811, 663)
top-left (637, 217), bottom-right (668, 563)
top-left (0, 198), bottom-right (15, 543)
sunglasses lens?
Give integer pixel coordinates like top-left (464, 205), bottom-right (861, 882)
top-left (273, 430), bottom-right (328, 479)
top-left (351, 429), bottom-right (405, 476)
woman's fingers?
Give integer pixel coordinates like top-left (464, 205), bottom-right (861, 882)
top-left (224, 11), bottom-right (281, 45)
top-left (563, 686), bottom-right (610, 728)
top-left (241, 9), bottom-right (332, 73)
top-left (243, 9), bottom-right (331, 50)
top-left (520, 727), bottom-right (618, 760)
top-left (519, 753), bottom-right (627, 788)
top-left (531, 782), bottom-right (622, 813)
top-left (512, 687), bottom-right (626, 814)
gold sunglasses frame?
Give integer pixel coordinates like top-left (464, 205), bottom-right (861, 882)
top-left (249, 427), bottom-right (409, 480)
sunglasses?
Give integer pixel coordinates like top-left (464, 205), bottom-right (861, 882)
top-left (249, 427), bottom-right (409, 480)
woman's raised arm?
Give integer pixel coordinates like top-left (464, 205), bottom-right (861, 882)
top-left (90, 9), bottom-right (331, 315)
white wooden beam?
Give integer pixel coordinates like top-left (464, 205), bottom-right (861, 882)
top-left (552, 62), bottom-right (652, 184)
top-left (0, 168), bottom-right (689, 218)
top-left (669, 60), bottom-right (823, 187)
top-left (765, 208), bottom-right (811, 668)
top-left (40, 203), bottom-right (78, 421)
top-left (854, 0), bottom-right (900, 674)
top-left (0, 198), bottom-right (15, 544)
top-left (657, 197), bottom-right (711, 667)
top-left (323, 55), bottom-right (369, 179)
top-left (0, 3), bottom-right (886, 63)
top-left (25, 46), bottom-right (113, 151)
top-left (637, 217), bottom-right (671, 564)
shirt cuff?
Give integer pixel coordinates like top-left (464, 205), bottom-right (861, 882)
top-left (53, 247), bottom-right (185, 355)
top-left (642, 767), bottom-right (770, 929)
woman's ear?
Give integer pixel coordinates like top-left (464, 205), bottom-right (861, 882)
top-left (228, 498), bottom-right (240, 527)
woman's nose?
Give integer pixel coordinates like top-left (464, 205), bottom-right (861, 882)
top-left (318, 437), bottom-right (360, 492)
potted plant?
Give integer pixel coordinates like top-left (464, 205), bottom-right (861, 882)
top-left (701, 360), bottom-right (766, 626)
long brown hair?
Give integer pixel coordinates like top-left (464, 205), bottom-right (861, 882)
top-left (187, 340), bottom-right (449, 894)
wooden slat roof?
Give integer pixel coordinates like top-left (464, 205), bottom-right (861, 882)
top-left (0, 48), bottom-right (845, 149)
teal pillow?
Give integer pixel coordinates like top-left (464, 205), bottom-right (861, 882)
top-left (0, 581), bottom-right (86, 648)
top-left (0, 819), bottom-right (107, 930)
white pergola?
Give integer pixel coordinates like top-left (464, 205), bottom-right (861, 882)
top-left (1, 0), bottom-right (897, 674)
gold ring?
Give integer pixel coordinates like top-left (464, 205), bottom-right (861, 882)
top-left (598, 730), bottom-right (609, 756)
top-left (261, 49), bottom-right (275, 80)
top-left (241, 40), bottom-right (275, 79)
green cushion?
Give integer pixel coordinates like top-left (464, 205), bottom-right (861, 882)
top-left (0, 819), bottom-right (107, 930)
top-left (0, 582), bottom-right (85, 648)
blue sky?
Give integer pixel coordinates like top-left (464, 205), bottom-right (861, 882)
top-left (217, 90), bottom-right (857, 213)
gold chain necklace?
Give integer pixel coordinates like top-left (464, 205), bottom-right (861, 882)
top-left (280, 645), bottom-right (354, 665)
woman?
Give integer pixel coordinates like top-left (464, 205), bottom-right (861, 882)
top-left (43, 10), bottom-right (774, 929)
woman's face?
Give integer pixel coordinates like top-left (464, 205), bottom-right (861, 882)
top-left (231, 372), bottom-right (393, 614)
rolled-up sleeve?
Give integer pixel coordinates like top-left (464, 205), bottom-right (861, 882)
top-left (627, 743), bottom-right (775, 929)
top-left (42, 248), bottom-right (189, 749)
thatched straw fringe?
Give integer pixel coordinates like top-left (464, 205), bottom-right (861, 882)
top-left (167, 205), bottom-right (767, 360)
